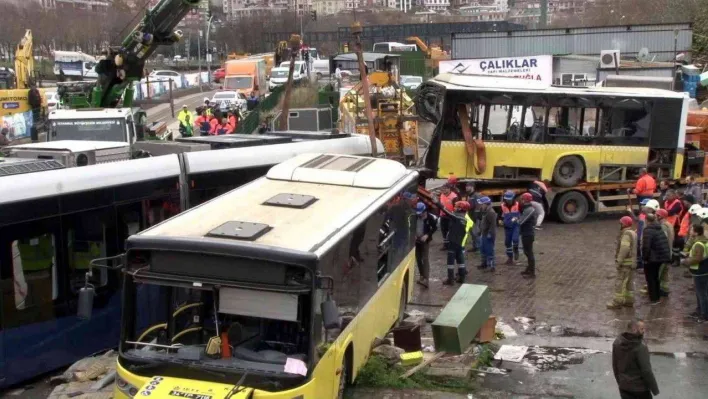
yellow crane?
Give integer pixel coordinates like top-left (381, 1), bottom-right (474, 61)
top-left (1, 30), bottom-right (46, 143)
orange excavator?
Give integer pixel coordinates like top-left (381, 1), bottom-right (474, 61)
top-left (406, 36), bottom-right (450, 70)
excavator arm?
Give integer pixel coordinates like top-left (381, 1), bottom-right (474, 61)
top-left (15, 30), bottom-right (34, 89)
top-left (405, 36), bottom-right (429, 55)
top-left (61, 0), bottom-right (201, 109)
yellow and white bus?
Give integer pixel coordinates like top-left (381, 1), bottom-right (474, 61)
top-left (419, 73), bottom-right (691, 188)
top-left (106, 153), bottom-right (418, 398)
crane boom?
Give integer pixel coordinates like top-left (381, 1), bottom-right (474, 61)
top-left (61, 0), bottom-right (201, 109)
top-left (15, 30), bottom-right (34, 89)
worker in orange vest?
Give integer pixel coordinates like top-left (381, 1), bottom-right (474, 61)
top-left (227, 110), bottom-right (238, 132)
top-left (629, 168), bottom-right (656, 207)
top-left (217, 117), bottom-right (234, 135)
top-left (439, 183), bottom-right (458, 250)
top-left (208, 114), bottom-right (220, 135)
top-left (663, 189), bottom-right (684, 229)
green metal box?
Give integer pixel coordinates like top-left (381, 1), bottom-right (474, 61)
top-left (432, 284), bottom-right (491, 354)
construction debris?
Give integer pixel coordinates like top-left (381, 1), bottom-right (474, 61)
top-left (47, 351), bottom-right (117, 399)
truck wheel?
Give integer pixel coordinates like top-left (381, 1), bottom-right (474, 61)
top-left (552, 156), bottom-right (584, 187)
top-left (554, 191), bottom-right (589, 223)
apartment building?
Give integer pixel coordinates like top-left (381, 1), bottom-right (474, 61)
top-left (313, 0), bottom-right (345, 16)
top-left (55, 0), bottom-right (110, 10)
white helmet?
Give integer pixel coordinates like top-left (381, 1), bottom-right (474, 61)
top-left (698, 208), bottom-right (708, 220)
top-left (644, 199), bottom-right (660, 212)
top-left (204, 97), bottom-right (210, 102)
top-left (689, 204), bottom-right (702, 215)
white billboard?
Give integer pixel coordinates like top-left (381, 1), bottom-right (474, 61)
top-left (439, 55), bottom-right (553, 85)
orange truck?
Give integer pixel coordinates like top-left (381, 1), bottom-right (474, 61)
top-left (223, 58), bottom-right (267, 96)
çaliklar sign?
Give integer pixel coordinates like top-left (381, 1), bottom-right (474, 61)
top-left (439, 55), bottom-right (553, 85)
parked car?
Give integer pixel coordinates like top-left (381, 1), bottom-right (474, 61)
top-left (213, 68), bottom-right (225, 83)
top-left (400, 75), bottom-right (423, 91)
top-left (211, 91), bottom-right (247, 113)
top-left (149, 70), bottom-right (181, 80)
top-left (46, 91), bottom-right (60, 111)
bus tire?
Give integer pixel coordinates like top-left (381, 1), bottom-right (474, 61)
top-left (393, 281), bottom-right (409, 328)
top-left (552, 156), bottom-right (584, 187)
top-left (555, 191), bottom-right (589, 224)
top-left (337, 347), bottom-right (352, 399)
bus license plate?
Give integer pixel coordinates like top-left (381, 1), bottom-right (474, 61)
top-left (168, 391), bottom-right (212, 399)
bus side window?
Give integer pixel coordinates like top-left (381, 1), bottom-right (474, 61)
top-left (65, 211), bottom-right (109, 293)
top-left (0, 224), bottom-right (60, 328)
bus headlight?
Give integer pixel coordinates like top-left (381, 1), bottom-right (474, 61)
top-left (116, 376), bottom-right (139, 397)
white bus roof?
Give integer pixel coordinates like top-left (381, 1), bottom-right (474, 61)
top-left (49, 108), bottom-right (133, 120)
top-left (0, 155), bottom-right (181, 205)
top-left (430, 73), bottom-right (686, 99)
top-left (185, 135), bottom-right (382, 175)
top-left (140, 153), bottom-right (417, 254)
top-left (11, 140), bottom-right (128, 152)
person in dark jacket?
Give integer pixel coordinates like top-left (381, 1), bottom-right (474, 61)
top-left (28, 85), bottom-right (42, 123)
top-left (443, 201), bottom-right (474, 285)
top-left (476, 196), bottom-right (497, 271)
top-left (642, 213), bottom-right (672, 304)
top-left (518, 193), bottom-right (537, 278)
top-left (415, 202), bottom-right (438, 289)
top-left (612, 319), bottom-right (659, 399)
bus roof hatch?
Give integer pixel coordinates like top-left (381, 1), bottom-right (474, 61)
top-left (206, 221), bottom-right (272, 241)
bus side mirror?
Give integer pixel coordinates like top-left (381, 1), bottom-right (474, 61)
top-left (77, 272), bottom-right (95, 320)
top-left (321, 293), bottom-right (340, 330)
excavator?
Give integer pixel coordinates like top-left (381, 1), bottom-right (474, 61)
top-left (406, 36), bottom-right (450, 72)
top-left (58, 0), bottom-right (202, 109)
top-left (0, 30), bottom-right (46, 142)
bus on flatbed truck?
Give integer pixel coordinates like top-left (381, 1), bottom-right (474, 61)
top-left (105, 153), bottom-right (417, 399)
top-left (417, 73), bottom-right (706, 222)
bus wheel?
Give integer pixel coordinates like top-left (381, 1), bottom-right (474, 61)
top-left (552, 156), bottom-right (584, 187)
top-left (555, 191), bottom-right (589, 223)
top-left (396, 283), bottom-right (408, 326)
top-left (337, 353), bottom-right (351, 399)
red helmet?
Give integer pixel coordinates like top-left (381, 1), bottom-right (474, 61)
top-left (521, 193), bottom-right (533, 202)
top-left (455, 201), bottom-right (471, 211)
top-left (656, 209), bottom-right (668, 219)
top-left (620, 216), bottom-right (634, 228)
top-left (447, 175), bottom-right (458, 185)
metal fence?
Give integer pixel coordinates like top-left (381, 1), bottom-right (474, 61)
top-left (236, 86), bottom-right (284, 134)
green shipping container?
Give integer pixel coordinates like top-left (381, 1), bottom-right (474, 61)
top-left (432, 284), bottom-right (492, 354)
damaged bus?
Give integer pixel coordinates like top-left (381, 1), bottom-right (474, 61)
top-left (101, 153), bottom-right (417, 398)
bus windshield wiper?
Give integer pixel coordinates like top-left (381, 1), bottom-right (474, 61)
top-left (224, 371), bottom-right (249, 399)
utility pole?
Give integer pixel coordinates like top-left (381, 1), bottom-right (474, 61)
top-left (539, 0), bottom-right (548, 29)
top-left (352, 21), bottom-right (377, 158)
top-left (206, 14), bottom-right (214, 86)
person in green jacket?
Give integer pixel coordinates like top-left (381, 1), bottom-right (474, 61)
top-left (681, 224), bottom-right (708, 322)
top-left (608, 216), bottom-right (637, 309)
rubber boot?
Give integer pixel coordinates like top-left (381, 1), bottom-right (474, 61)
top-left (456, 266), bottom-right (467, 284)
top-left (442, 268), bottom-right (455, 285)
top-left (513, 247), bottom-right (519, 262)
top-left (521, 267), bottom-right (536, 278)
top-left (505, 256), bottom-right (514, 266)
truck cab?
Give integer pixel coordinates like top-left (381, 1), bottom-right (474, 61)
top-left (46, 107), bottom-right (158, 144)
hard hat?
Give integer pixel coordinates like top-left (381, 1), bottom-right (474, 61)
top-left (620, 216), bottom-right (634, 228)
top-left (689, 204), bottom-right (702, 215)
top-left (644, 199), bottom-right (660, 212)
top-left (639, 198), bottom-right (651, 206)
top-left (477, 196), bottom-right (491, 205)
top-left (455, 201), bottom-right (471, 211)
top-left (698, 208), bottom-right (708, 220)
top-left (503, 190), bottom-right (515, 201)
top-left (415, 202), bottom-right (426, 215)
top-left (204, 97), bottom-right (210, 102)
top-left (447, 175), bottom-right (458, 185)
top-left (182, 104), bottom-right (188, 108)
top-left (521, 192), bottom-right (533, 202)
top-left (656, 209), bottom-right (668, 219)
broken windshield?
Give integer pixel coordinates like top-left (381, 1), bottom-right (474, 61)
top-left (121, 277), bottom-right (312, 389)
top-left (224, 76), bottom-right (253, 90)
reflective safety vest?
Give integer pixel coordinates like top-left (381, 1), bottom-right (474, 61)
top-left (439, 192), bottom-right (457, 216)
top-left (688, 239), bottom-right (708, 276)
top-left (501, 202), bottom-right (520, 227)
top-left (679, 213), bottom-right (691, 238)
top-left (72, 242), bottom-right (102, 270)
top-left (664, 198), bottom-right (683, 227)
top-left (17, 235), bottom-right (54, 271)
